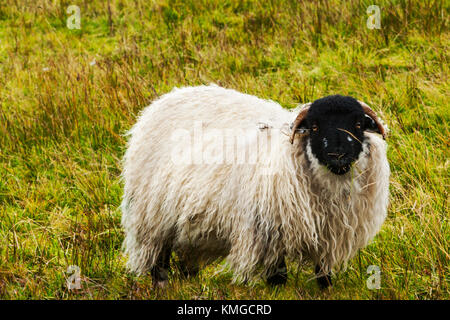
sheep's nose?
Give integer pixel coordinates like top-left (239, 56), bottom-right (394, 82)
top-left (327, 152), bottom-right (345, 159)
top-left (327, 153), bottom-right (349, 167)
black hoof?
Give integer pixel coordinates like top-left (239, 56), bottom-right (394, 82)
top-left (316, 275), bottom-right (332, 289)
top-left (267, 272), bottom-right (287, 286)
top-left (267, 259), bottom-right (287, 286)
top-left (315, 265), bottom-right (332, 289)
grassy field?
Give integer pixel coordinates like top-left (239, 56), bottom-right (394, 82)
top-left (0, 0), bottom-right (448, 300)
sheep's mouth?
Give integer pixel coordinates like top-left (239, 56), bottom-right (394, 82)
top-left (327, 164), bottom-right (352, 175)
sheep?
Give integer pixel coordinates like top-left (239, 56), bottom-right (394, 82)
top-left (121, 84), bottom-right (390, 289)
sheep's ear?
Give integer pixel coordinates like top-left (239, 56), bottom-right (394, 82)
top-left (290, 105), bottom-right (311, 144)
top-left (290, 118), bottom-right (308, 131)
top-left (364, 114), bottom-right (381, 133)
top-left (358, 100), bottom-right (386, 139)
top-left (296, 119), bottom-right (309, 133)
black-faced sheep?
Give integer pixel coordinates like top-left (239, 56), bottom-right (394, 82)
top-left (121, 85), bottom-right (390, 288)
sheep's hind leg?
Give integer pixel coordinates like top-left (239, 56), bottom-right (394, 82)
top-left (175, 251), bottom-right (200, 279)
top-left (315, 265), bottom-right (332, 289)
top-left (151, 246), bottom-right (172, 289)
top-left (266, 258), bottom-right (287, 286)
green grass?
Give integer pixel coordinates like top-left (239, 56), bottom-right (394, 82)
top-left (0, 0), bottom-right (448, 299)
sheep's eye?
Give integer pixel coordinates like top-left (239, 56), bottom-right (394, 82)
top-left (355, 122), bottom-right (361, 129)
top-left (312, 124), bottom-right (318, 132)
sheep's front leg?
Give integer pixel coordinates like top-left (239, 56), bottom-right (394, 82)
top-left (315, 265), bottom-right (332, 289)
top-left (266, 258), bottom-right (287, 286)
top-left (151, 247), bottom-right (172, 289)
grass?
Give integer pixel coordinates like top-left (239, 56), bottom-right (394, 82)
top-left (0, 0), bottom-right (448, 300)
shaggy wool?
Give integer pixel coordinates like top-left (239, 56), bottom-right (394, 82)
top-left (121, 84), bottom-right (390, 280)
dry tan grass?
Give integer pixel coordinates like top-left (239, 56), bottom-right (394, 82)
top-left (0, 0), bottom-right (448, 299)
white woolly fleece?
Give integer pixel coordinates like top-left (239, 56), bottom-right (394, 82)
top-left (121, 84), bottom-right (390, 280)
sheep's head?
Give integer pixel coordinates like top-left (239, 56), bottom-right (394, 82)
top-left (290, 95), bottom-right (386, 175)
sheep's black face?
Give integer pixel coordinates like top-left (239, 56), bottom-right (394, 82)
top-left (301, 95), bottom-right (372, 175)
